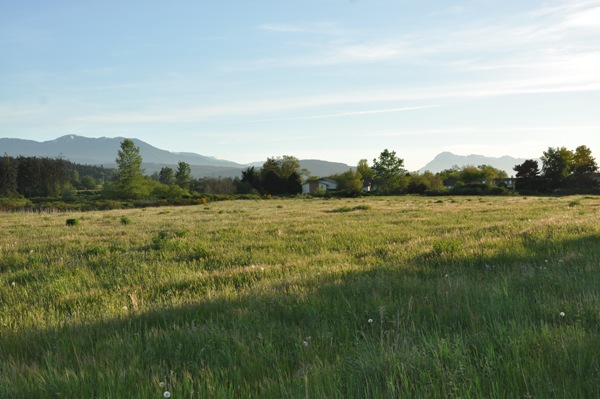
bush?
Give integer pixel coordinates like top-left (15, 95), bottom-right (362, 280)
top-left (328, 205), bottom-right (372, 213)
top-left (65, 218), bottom-right (79, 226)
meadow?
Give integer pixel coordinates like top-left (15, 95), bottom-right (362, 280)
top-left (1, 195), bottom-right (599, 398)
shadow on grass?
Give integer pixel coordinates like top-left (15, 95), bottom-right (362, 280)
top-left (2, 234), bottom-right (600, 398)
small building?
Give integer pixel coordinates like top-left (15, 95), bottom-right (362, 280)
top-left (302, 178), bottom-right (338, 194)
top-left (497, 177), bottom-right (517, 189)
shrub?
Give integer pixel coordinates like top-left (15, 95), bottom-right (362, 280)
top-left (328, 205), bottom-right (372, 213)
top-left (120, 216), bottom-right (132, 225)
top-left (65, 218), bottom-right (79, 226)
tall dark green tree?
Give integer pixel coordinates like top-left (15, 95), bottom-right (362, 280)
top-left (259, 156), bottom-right (303, 195)
top-left (541, 147), bottom-right (574, 189)
top-left (13, 157), bottom-right (69, 197)
top-left (159, 167), bottom-right (175, 186)
top-left (514, 160), bottom-right (540, 178)
top-left (175, 162), bottom-right (192, 190)
top-left (16, 157), bottom-right (42, 197)
top-left (241, 166), bottom-right (261, 193)
top-left (114, 139), bottom-right (146, 199)
top-left (513, 159), bottom-right (545, 192)
top-left (0, 155), bottom-right (18, 196)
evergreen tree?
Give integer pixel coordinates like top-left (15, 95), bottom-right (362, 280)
top-left (241, 166), bottom-right (261, 193)
top-left (0, 155), bottom-right (17, 196)
top-left (114, 139), bottom-right (145, 199)
top-left (159, 167), bottom-right (175, 186)
top-left (513, 159), bottom-right (545, 192)
top-left (175, 162), bottom-right (192, 190)
top-left (513, 160), bottom-right (540, 178)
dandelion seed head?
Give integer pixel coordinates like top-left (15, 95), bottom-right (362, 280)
top-left (159, 382), bottom-right (165, 388)
top-left (163, 391), bottom-right (171, 398)
top-left (368, 318), bottom-right (373, 324)
top-left (11, 281), bottom-right (16, 287)
top-left (560, 312), bottom-right (565, 317)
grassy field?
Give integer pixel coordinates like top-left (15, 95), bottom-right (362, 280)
top-left (1, 195), bottom-right (600, 398)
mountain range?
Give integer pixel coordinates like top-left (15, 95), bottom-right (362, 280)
top-left (418, 152), bottom-right (531, 176)
top-left (0, 135), bottom-right (530, 178)
top-left (0, 135), bottom-right (352, 178)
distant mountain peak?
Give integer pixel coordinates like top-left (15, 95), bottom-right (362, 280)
top-left (419, 152), bottom-right (533, 175)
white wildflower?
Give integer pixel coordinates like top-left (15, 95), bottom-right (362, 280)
top-left (368, 318), bottom-right (373, 325)
top-left (11, 281), bottom-right (16, 287)
top-left (164, 391), bottom-right (171, 398)
top-left (560, 312), bottom-right (565, 317)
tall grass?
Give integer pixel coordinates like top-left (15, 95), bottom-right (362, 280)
top-left (1, 196), bottom-right (599, 397)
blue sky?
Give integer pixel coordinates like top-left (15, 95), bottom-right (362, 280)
top-left (1, 0), bottom-right (599, 170)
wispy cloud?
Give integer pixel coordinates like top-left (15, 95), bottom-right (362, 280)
top-left (247, 105), bottom-right (438, 124)
top-left (252, 0), bottom-right (600, 79)
top-left (260, 22), bottom-right (348, 36)
top-left (68, 71), bottom-right (600, 125)
top-left (373, 124), bottom-right (600, 137)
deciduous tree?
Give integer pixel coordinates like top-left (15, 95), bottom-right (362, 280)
top-left (357, 159), bottom-right (374, 181)
top-left (331, 169), bottom-right (363, 195)
top-left (372, 149), bottom-right (406, 194)
top-left (572, 145), bottom-right (598, 176)
top-left (541, 147), bottom-right (573, 189)
top-left (259, 156), bottom-right (303, 195)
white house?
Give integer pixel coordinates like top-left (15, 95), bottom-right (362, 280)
top-left (302, 178), bottom-right (338, 194)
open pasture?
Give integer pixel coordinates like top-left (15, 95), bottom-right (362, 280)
top-left (1, 196), bottom-right (600, 398)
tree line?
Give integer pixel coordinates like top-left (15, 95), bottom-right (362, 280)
top-left (1, 141), bottom-right (598, 207)
top-left (513, 145), bottom-right (598, 192)
top-left (0, 155), bottom-right (108, 198)
top-left (315, 145), bottom-right (598, 196)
